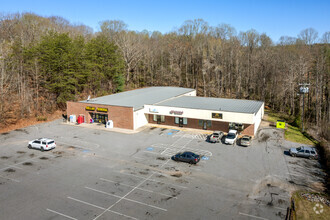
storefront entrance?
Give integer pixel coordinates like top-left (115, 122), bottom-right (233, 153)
top-left (90, 113), bottom-right (108, 124)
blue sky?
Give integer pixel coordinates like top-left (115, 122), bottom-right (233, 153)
top-left (1, 0), bottom-right (329, 42)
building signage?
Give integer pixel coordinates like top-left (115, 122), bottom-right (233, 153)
top-left (212, 113), bottom-right (223, 119)
top-left (85, 106), bottom-right (95, 111)
top-left (149, 108), bottom-right (159, 113)
top-left (170, 110), bottom-right (183, 115)
top-left (97, 107), bottom-right (108, 113)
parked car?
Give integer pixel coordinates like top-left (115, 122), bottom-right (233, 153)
top-left (171, 151), bottom-right (201, 164)
top-left (289, 146), bottom-right (318, 159)
top-left (209, 131), bottom-right (224, 143)
top-left (28, 138), bottom-right (56, 151)
top-left (240, 135), bottom-right (252, 147)
top-left (225, 130), bottom-right (238, 145)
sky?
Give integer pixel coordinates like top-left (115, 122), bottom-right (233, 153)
top-left (1, 0), bottom-right (329, 42)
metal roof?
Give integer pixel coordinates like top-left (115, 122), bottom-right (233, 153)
top-left (155, 96), bottom-right (264, 114)
top-left (80, 87), bottom-right (195, 110)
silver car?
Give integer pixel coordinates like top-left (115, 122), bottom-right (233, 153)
top-left (289, 146), bottom-right (318, 159)
top-left (240, 135), bottom-right (252, 147)
top-left (209, 131), bottom-right (224, 143)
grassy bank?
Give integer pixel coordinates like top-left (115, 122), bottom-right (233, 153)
top-left (266, 110), bottom-right (317, 146)
top-left (292, 191), bottom-right (329, 220)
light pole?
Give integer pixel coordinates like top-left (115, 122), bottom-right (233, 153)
top-left (299, 83), bottom-right (310, 132)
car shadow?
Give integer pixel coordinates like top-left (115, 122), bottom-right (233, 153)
top-left (283, 150), bottom-right (291, 156)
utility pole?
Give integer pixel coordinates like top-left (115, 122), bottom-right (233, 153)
top-left (299, 83), bottom-right (310, 132)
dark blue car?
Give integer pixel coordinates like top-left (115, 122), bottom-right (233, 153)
top-left (171, 151), bottom-right (200, 164)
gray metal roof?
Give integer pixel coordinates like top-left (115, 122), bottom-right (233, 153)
top-left (155, 96), bottom-right (264, 114)
top-left (80, 87), bottom-right (195, 110)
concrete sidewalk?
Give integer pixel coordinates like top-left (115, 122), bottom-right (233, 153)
top-left (63, 122), bottom-right (213, 135)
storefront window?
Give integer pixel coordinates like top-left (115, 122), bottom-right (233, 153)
top-left (229, 122), bottom-right (244, 131)
top-left (161, 115), bottom-right (165, 122)
top-left (153, 115), bottom-right (157, 122)
top-left (183, 118), bottom-right (188, 125)
top-left (175, 117), bottom-right (179, 124)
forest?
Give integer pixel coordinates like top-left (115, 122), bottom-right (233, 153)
top-left (0, 13), bottom-right (329, 140)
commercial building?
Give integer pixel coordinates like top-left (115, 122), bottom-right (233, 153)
top-left (66, 87), bottom-right (264, 135)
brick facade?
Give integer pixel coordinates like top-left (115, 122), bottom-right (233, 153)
top-left (66, 101), bottom-right (134, 129)
top-left (148, 114), bottom-right (255, 136)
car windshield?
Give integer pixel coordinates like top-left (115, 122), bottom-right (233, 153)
top-left (242, 138), bottom-right (250, 141)
top-left (227, 133), bottom-right (235, 139)
top-left (212, 134), bottom-right (219, 137)
top-left (47, 141), bottom-right (54, 144)
top-left (296, 147), bottom-right (302, 151)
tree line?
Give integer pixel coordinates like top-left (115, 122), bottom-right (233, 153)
top-left (0, 13), bottom-right (329, 139)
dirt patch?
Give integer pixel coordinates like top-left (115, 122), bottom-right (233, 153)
top-left (139, 171), bottom-right (148, 175)
top-left (39, 157), bottom-right (48, 160)
top-left (16, 151), bottom-right (26, 154)
top-left (53, 151), bottom-right (64, 155)
top-left (0, 110), bottom-right (62, 134)
top-left (171, 172), bottom-right (182, 178)
top-left (157, 157), bottom-right (167, 161)
top-left (5, 168), bottom-right (15, 172)
top-left (259, 133), bottom-right (270, 142)
top-left (68, 146), bottom-right (76, 150)
top-left (14, 128), bottom-right (29, 134)
top-left (23, 162), bottom-right (33, 166)
top-left (161, 128), bottom-right (167, 131)
top-left (1, 132), bottom-right (9, 135)
top-left (157, 174), bottom-right (165, 178)
top-left (0, 156), bottom-right (10, 159)
top-left (149, 164), bottom-right (159, 168)
top-left (29, 153), bottom-right (35, 157)
top-left (149, 127), bottom-right (156, 130)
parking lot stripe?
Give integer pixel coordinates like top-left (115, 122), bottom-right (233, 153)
top-left (0, 174), bottom-right (20, 182)
top-left (239, 212), bottom-right (269, 220)
top-left (68, 196), bottom-right (106, 210)
top-left (4, 164), bottom-right (23, 169)
top-left (85, 186), bottom-right (167, 211)
top-left (100, 178), bottom-right (178, 199)
top-left (67, 196), bottom-right (138, 220)
top-left (46, 208), bottom-right (77, 220)
top-left (93, 170), bottom-right (156, 220)
top-left (116, 171), bottom-right (187, 189)
top-left (107, 209), bottom-right (138, 220)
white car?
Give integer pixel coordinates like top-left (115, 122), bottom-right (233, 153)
top-left (225, 130), bottom-right (238, 145)
top-left (28, 138), bottom-right (56, 151)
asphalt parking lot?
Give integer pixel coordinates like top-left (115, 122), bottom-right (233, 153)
top-left (0, 120), bottom-right (326, 220)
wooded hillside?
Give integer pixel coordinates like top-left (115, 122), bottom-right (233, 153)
top-left (0, 13), bottom-right (329, 139)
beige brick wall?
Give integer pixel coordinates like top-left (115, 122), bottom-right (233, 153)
top-left (66, 101), bottom-right (134, 129)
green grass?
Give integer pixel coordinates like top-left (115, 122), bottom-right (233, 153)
top-left (292, 191), bottom-right (330, 220)
top-left (265, 110), bottom-right (317, 146)
top-left (285, 125), bottom-right (316, 145)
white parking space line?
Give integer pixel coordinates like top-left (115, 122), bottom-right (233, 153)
top-left (258, 203), bottom-right (287, 211)
top-left (56, 140), bottom-right (99, 150)
top-left (46, 208), bottom-right (78, 220)
top-left (4, 164), bottom-right (23, 170)
top-left (239, 212), bottom-right (269, 220)
top-left (0, 153), bottom-right (56, 173)
top-left (100, 178), bottom-right (177, 199)
top-left (85, 186), bottom-right (167, 211)
top-left (116, 171), bottom-right (187, 189)
top-left (67, 196), bottom-right (138, 220)
top-left (0, 174), bottom-right (20, 182)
